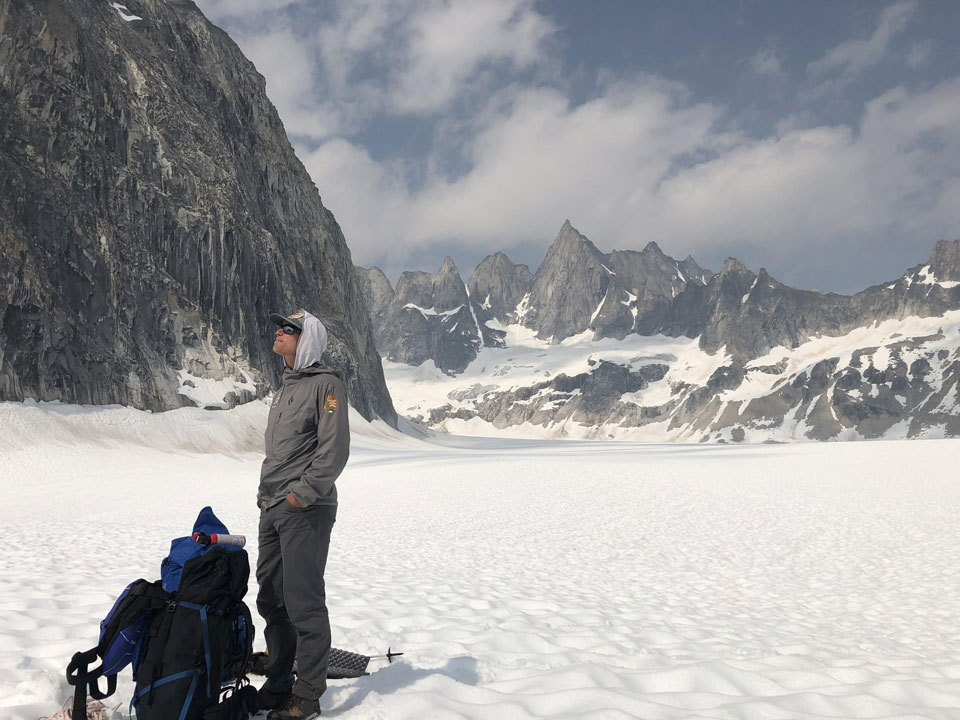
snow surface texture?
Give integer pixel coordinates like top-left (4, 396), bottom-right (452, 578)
top-left (2, 401), bottom-right (960, 718)
top-left (384, 312), bottom-right (960, 442)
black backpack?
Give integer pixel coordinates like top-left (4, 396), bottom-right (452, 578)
top-left (66, 579), bottom-right (170, 719)
top-left (132, 546), bottom-right (256, 720)
top-left (67, 509), bottom-right (258, 720)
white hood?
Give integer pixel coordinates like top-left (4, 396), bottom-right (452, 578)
top-left (293, 310), bottom-right (329, 371)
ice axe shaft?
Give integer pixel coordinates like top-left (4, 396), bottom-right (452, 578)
top-left (370, 647), bottom-right (404, 663)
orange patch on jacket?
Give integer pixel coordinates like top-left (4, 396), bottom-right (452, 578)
top-left (323, 395), bottom-right (339, 413)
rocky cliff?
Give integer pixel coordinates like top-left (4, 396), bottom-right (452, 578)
top-left (467, 252), bottom-right (534, 323)
top-left (0, 0), bottom-right (396, 424)
top-left (359, 258), bottom-right (482, 374)
top-left (519, 221), bottom-right (712, 341)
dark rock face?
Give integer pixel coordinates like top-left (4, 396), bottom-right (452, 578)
top-left (373, 258), bottom-right (481, 374)
top-left (0, 0), bottom-right (396, 423)
top-left (520, 220), bottom-right (711, 342)
top-left (521, 220), bottom-right (612, 341)
top-left (355, 266), bottom-right (394, 329)
top-left (928, 240), bottom-right (960, 282)
top-left (466, 252), bottom-right (533, 324)
top-left (427, 360), bottom-right (670, 431)
top-left (657, 241), bottom-right (960, 363)
top-left (466, 251), bottom-right (533, 349)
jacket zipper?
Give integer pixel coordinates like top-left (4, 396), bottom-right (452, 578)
top-left (269, 386), bottom-right (285, 451)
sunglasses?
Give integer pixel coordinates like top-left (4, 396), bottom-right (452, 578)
top-left (280, 325), bottom-right (300, 335)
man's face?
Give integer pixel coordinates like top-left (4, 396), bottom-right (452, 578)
top-left (272, 325), bottom-right (300, 356)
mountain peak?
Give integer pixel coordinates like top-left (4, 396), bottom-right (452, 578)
top-left (549, 220), bottom-right (603, 258)
top-left (439, 256), bottom-right (460, 277)
top-left (643, 240), bottom-right (665, 256)
top-left (720, 257), bottom-right (752, 275)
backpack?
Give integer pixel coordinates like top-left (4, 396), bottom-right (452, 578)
top-left (132, 545), bottom-right (254, 719)
top-left (66, 508), bottom-right (257, 720)
top-left (66, 579), bottom-right (169, 718)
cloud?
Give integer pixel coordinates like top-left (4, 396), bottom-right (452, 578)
top-left (197, 0), bottom-right (301, 19)
top-left (302, 74), bottom-right (960, 289)
top-left (746, 46), bottom-right (785, 78)
top-left (389, 0), bottom-right (556, 114)
top-left (807, 1), bottom-right (918, 80)
top-left (906, 39), bottom-right (934, 69)
top-left (198, 0), bottom-right (557, 138)
top-left (196, 0), bottom-right (959, 291)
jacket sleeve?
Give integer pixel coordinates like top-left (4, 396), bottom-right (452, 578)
top-left (288, 375), bottom-right (351, 505)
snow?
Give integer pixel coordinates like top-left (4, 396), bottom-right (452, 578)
top-left (177, 368), bottom-right (256, 409)
top-left (2, 401), bottom-right (960, 719)
top-left (621, 291), bottom-right (639, 322)
top-left (464, 287), bottom-right (483, 341)
top-left (588, 291), bottom-right (609, 325)
top-left (384, 309), bottom-right (960, 442)
top-left (109, 2), bottom-right (142, 21)
top-left (748, 312), bottom-right (960, 381)
top-left (916, 264), bottom-right (960, 289)
top-left (403, 303), bottom-right (464, 318)
top-left (871, 345), bottom-right (891, 373)
top-left (384, 325), bottom-right (729, 436)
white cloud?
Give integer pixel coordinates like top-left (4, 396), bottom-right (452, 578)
top-left (299, 140), bottom-right (419, 269)
top-left (304, 75), bottom-right (960, 277)
top-left (198, 0), bottom-right (300, 18)
top-left (195, 0), bottom-right (959, 289)
top-left (390, 0), bottom-right (556, 114)
top-left (197, 0), bottom-right (556, 138)
top-left (746, 46), bottom-right (784, 78)
top-left (808, 1), bottom-right (918, 80)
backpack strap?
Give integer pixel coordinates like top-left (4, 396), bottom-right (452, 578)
top-left (131, 668), bottom-right (200, 720)
top-left (180, 602), bottom-right (217, 698)
top-left (234, 601), bottom-right (254, 692)
top-left (68, 580), bottom-right (170, 720)
top-left (66, 648), bottom-right (118, 720)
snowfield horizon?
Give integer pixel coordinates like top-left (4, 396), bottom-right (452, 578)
top-left (2, 400), bottom-right (959, 719)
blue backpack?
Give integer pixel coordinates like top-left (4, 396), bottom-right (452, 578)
top-left (67, 508), bottom-right (255, 720)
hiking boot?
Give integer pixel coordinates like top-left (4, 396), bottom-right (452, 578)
top-left (257, 687), bottom-right (292, 711)
top-left (266, 694), bottom-right (320, 719)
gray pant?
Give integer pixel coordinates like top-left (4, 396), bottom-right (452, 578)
top-left (256, 501), bottom-right (337, 700)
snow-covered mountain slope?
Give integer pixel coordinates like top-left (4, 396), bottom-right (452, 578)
top-left (3, 401), bottom-right (960, 719)
top-left (364, 223), bottom-right (960, 441)
top-left (384, 309), bottom-right (960, 442)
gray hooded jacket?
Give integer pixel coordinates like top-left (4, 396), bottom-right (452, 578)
top-left (258, 311), bottom-right (350, 510)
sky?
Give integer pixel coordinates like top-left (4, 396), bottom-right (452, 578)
top-left (194, 0), bottom-right (960, 294)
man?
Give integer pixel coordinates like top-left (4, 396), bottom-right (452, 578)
top-left (256, 308), bottom-right (350, 720)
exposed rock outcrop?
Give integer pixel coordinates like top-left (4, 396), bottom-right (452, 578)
top-left (517, 221), bottom-right (712, 342)
top-left (466, 252), bottom-right (534, 324)
top-left (373, 257), bottom-right (481, 374)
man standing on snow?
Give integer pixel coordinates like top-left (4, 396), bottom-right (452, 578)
top-left (256, 308), bottom-right (350, 720)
